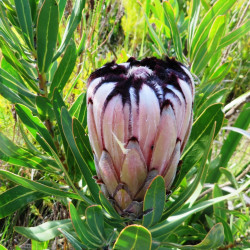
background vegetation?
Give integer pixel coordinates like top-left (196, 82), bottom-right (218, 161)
top-left (0, 0), bottom-right (249, 249)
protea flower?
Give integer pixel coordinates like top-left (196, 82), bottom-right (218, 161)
top-left (87, 57), bottom-right (194, 216)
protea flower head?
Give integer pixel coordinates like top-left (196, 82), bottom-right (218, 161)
top-left (87, 57), bottom-right (194, 216)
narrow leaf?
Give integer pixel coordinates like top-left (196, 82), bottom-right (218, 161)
top-left (15, 219), bottom-right (73, 241)
top-left (150, 180), bottom-right (249, 237)
top-left (73, 118), bottom-right (95, 172)
top-left (0, 170), bottom-right (81, 200)
top-left (217, 20), bottom-right (250, 51)
top-left (36, 96), bottom-right (55, 121)
top-left (0, 37), bottom-right (38, 91)
top-left (86, 205), bottom-right (106, 242)
top-left (58, 0), bottom-right (67, 21)
top-left (188, 0), bottom-right (200, 50)
top-left (0, 68), bottom-right (36, 103)
top-left (175, 104), bottom-right (224, 188)
top-left (163, 1), bottom-right (183, 61)
top-left (37, 0), bottom-right (59, 73)
top-left (49, 39), bottom-right (77, 97)
top-left (143, 176), bottom-right (165, 228)
top-left (192, 15), bottom-right (225, 74)
top-left (54, 0), bottom-right (86, 60)
top-left (191, 0), bottom-right (237, 59)
top-left (61, 107), bottom-right (100, 203)
top-left (0, 132), bottom-right (58, 172)
top-left (207, 103), bottom-right (250, 183)
top-left (15, 104), bottom-right (57, 154)
top-left (163, 123), bottom-right (215, 219)
top-left (0, 185), bottom-right (45, 219)
top-left (58, 228), bottom-right (86, 250)
top-left (69, 203), bottom-right (103, 248)
top-left (14, 0), bottom-right (34, 49)
top-left (170, 223), bottom-right (225, 249)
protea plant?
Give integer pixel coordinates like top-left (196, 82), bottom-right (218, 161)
top-left (87, 57), bottom-right (194, 216)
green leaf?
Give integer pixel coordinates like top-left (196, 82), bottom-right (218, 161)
top-left (69, 92), bottom-right (85, 118)
top-left (0, 84), bottom-right (36, 114)
top-left (207, 62), bottom-right (231, 83)
top-left (58, 228), bottom-right (87, 250)
top-left (49, 39), bottom-right (77, 97)
top-left (86, 205), bottom-right (106, 242)
top-left (61, 107), bottom-right (100, 203)
top-left (196, 88), bottom-right (228, 117)
top-left (0, 37), bottom-right (38, 91)
top-left (217, 20), bottom-right (250, 51)
top-left (175, 104), bottom-right (224, 188)
top-left (0, 132), bottom-right (58, 172)
top-left (31, 240), bottom-right (49, 250)
top-left (58, 0), bottom-right (67, 21)
top-left (36, 96), bottom-right (55, 121)
top-left (99, 191), bottom-right (122, 220)
top-left (162, 123), bottom-right (215, 219)
top-left (0, 68), bottom-right (36, 103)
top-left (150, 179), bottom-right (249, 238)
top-left (220, 168), bottom-right (238, 188)
top-left (0, 185), bottom-right (45, 219)
top-left (188, 0), bottom-right (200, 51)
top-left (220, 168), bottom-right (247, 209)
top-left (163, 1), bottom-right (183, 61)
top-left (15, 219), bottom-right (73, 241)
top-left (0, 170), bottom-right (81, 200)
top-left (165, 223), bottom-right (224, 249)
top-left (191, 15), bottom-right (225, 74)
top-left (52, 89), bottom-right (81, 183)
top-left (54, 0), bottom-right (86, 60)
top-left (214, 216), bottom-right (233, 244)
top-left (213, 184), bottom-right (227, 222)
top-left (69, 203), bottom-right (103, 248)
top-left (14, 0), bottom-right (34, 49)
top-left (73, 118), bottom-right (95, 172)
top-left (15, 104), bottom-right (57, 154)
top-left (0, 4), bottom-right (26, 56)
top-left (39, 135), bottom-right (93, 205)
top-left (207, 102), bottom-right (250, 183)
top-left (0, 245), bottom-right (7, 250)
top-left (190, 0), bottom-right (237, 59)
top-left (37, 0), bottom-right (59, 73)
top-left (143, 176), bottom-right (165, 228)
top-left (142, 8), bottom-right (166, 56)
top-left (77, 92), bottom-right (87, 127)
top-left (114, 225), bottom-right (152, 250)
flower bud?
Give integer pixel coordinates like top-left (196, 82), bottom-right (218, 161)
top-left (87, 57), bottom-right (194, 216)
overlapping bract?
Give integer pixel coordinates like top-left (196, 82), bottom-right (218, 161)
top-left (87, 57), bottom-right (194, 215)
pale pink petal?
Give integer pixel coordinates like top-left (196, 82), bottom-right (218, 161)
top-left (99, 150), bottom-right (119, 196)
top-left (138, 84), bottom-right (160, 166)
top-left (164, 141), bottom-right (180, 190)
top-left (178, 79), bottom-right (192, 143)
top-left (102, 95), bottom-right (125, 175)
top-left (120, 140), bottom-right (147, 197)
top-left (165, 92), bottom-right (185, 138)
top-left (92, 82), bottom-right (116, 153)
top-left (87, 77), bottom-right (102, 100)
top-left (123, 102), bottom-right (130, 145)
top-left (150, 104), bottom-right (177, 174)
top-left (87, 103), bottom-right (102, 161)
